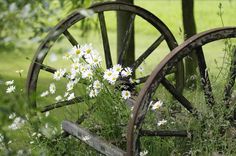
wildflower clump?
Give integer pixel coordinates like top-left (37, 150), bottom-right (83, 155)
top-left (41, 43), bottom-right (136, 102)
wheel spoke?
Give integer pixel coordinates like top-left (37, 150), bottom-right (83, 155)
top-left (41, 96), bottom-right (85, 113)
top-left (196, 47), bottom-right (215, 106)
top-left (140, 129), bottom-right (188, 137)
top-left (63, 30), bottom-right (78, 46)
top-left (40, 63), bottom-right (69, 78)
top-left (161, 78), bottom-right (194, 113)
top-left (224, 47), bottom-right (236, 105)
top-left (98, 12), bottom-right (113, 69)
top-left (131, 35), bottom-right (165, 70)
top-left (118, 14), bottom-right (135, 65)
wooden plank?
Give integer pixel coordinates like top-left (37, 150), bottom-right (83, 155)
top-left (62, 120), bottom-right (126, 156)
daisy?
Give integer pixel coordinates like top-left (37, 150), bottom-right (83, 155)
top-left (73, 45), bottom-right (84, 58)
top-left (53, 68), bottom-right (66, 81)
top-left (151, 100), bottom-right (163, 110)
top-left (40, 90), bottom-right (49, 97)
top-left (140, 150), bottom-right (148, 156)
top-left (82, 69), bottom-right (93, 79)
top-left (55, 95), bottom-right (63, 102)
top-left (66, 81), bottom-right (75, 91)
top-left (6, 85), bottom-right (16, 93)
top-left (112, 64), bottom-right (122, 73)
top-left (121, 67), bottom-right (132, 77)
top-left (108, 72), bottom-right (119, 85)
top-left (103, 69), bottom-right (113, 80)
top-left (67, 93), bottom-right (75, 101)
top-left (93, 80), bottom-right (102, 89)
top-left (9, 113), bottom-right (16, 119)
top-left (121, 90), bottom-right (131, 100)
top-left (15, 70), bottom-right (24, 74)
top-left (157, 119), bottom-right (167, 126)
top-left (5, 80), bottom-right (14, 86)
top-left (45, 111), bottom-right (50, 117)
top-left (82, 44), bottom-right (94, 58)
top-left (89, 89), bottom-right (96, 98)
top-left (49, 83), bottom-right (56, 94)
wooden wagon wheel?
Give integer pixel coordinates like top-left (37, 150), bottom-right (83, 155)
top-left (25, 1), bottom-right (184, 155)
top-left (127, 27), bottom-right (236, 155)
top-left (26, 1), bottom-right (183, 111)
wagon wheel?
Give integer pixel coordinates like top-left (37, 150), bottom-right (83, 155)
top-left (26, 1), bottom-right (183, 154)
top-left (127, 27), bottom-right (236, 155)
top-left (26, 2), bottom-right (182, 121)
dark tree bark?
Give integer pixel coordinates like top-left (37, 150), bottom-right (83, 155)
top-left (182, 0), bottom-right (198, 88)
top-left (116, 0), bottom-right (135, 68)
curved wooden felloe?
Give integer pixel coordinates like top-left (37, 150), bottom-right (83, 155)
top-left (127, 27), bottom-right (236, 155)
top-left (26, 1), bottom-right (180, 110)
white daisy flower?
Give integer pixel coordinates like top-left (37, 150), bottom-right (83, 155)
top-left (8, 117), bottom-right (26, 130)
top-left (112, 64), bottom-right (122, 73)
top-left (71, 63), bottom-right (81, 74)
top-left (49, 83), bottom-right (56, 94)
top-left (86, 53), bottom-right (102, 67)
top-left (15, 70), bottom-right (24, 74)
top-left (82, 43), bottom-right (94, 58)
top-left (53, 68), bottom-right (66, 81)
top-left (5, 80), bottom-right (14, 86)
top-left (55, 95), bottom-right (63, 102)
top-left (45, 111), bottom-right (50, 117)
top-left (71, 45), bottom-right (84, 58)
top-left (103, 69), bottom-right (113, 80)
top-left (157, 119), bottom-right (167, 126)
top-left (40, 90), bottom-right (49, 97)
top-left (9, 113), bottom-right (16, 119)
top-left (82, 69), bottom-right (93, 79)
top-left (67, 93), bottom-right (75, 101)
top-left (108, 72), bottom-right (119, 85)
top-left (93, 80), bottom-right (102, 89)
top-left (151, 100), bottom-right (163, 110)
top-left (89, 89), bottom-right (96, 98)
top-left (121, 90), bottom-right (131, 100)
top-left (66, 81), bottom-right (75, 91)
top-left (121, 67), bottom-right (132, 77)
top-left (0, 133), bottom-right (4, 142)
top-left (64, 92), bottom-right (69, 97)
top-left (140, 150), bottom-right (148, 156)
top-left (6, 85), bottom-right (16, 93)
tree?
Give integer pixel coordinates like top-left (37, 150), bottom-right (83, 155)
top-left (182, 0), bottom-right (198, 88)
top-left (116, 0), bottom-right (135, 68)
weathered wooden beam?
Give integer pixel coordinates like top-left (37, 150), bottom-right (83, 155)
top-left (62, 120), bottom-right (126, 156)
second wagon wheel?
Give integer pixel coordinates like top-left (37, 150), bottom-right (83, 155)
top-left (127, 27), bottom-right (236, 155)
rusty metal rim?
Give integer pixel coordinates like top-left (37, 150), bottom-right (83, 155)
top-left (26, 1), bottom-right (178, 108)
top-left (127, 27), bottom-right (236, 155)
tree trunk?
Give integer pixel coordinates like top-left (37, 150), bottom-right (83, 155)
top-left (116, 0), bottom-right (135, 68)
top-left (182, 0), bottom-right (198, 88)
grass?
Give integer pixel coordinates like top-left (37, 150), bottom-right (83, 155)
top-left (0, 0), bottom-right (236, 155)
